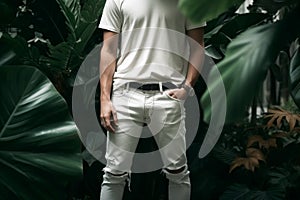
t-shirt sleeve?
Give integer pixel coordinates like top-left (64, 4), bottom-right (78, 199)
top-left (185, 19), bottom-right (206, 31)
top-left (98, 0), bottom-right (122, 33)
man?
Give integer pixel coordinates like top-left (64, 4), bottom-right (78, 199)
top-left (98, 0), bottom-right (205, 199)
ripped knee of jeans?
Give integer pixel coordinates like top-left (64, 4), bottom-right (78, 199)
top-left (163, 165), bottom-right (190, 184)
top-left (102, 167), bottom-right (132, 191)
top-left (164, 166), bottom-right (186, 174)
top-left (103, 167), bottom-right (128, 181)
top-left (106, 171), bottom-right (128, 177)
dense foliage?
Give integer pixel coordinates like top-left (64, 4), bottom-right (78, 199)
top-left (1, 0), bottom-right (300, 199)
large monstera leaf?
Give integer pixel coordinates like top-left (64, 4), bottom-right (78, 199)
top-left (0, 65), bottom-right (82, 199)
top-left (201, 22), bottom-right (284, 123)
top-left (201, 5), bottom-right (300, 123)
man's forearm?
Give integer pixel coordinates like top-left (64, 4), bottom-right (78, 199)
top-left (185, 27), bottom-right (205, 87)
top-left (100, 51), bottom-right (116, 102)
top-left (185, 63), bottom-right (200, 87)
top-left (100, 31), bottom-right (118, 102)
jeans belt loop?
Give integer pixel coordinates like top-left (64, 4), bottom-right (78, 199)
top-left (159, 82), bottom-right (163, 93)
top-left (126, 83), bottom-right (130, 91)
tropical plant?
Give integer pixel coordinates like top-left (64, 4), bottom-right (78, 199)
top-left (0, 65), bottom-right (82, 199)
top-left (177, 1), bottom-right (300, 198)
top-left (180, 0), bottom-right (300, 123)
top-left (2, 1), bottom-right (165, 199)
top-left (204, 106), bottom-right (300, 199)
top-left (0, 1), bottom-right (106, 199)
top-left (0, 0), bottom-right (105, 100)
top-left (2, 0), bottom-right (300, 199)
top-left (264, 106), bottom-right (300, 131)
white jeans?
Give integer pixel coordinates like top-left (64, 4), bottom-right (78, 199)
top-left (100, 85), bottom-right (190, 200)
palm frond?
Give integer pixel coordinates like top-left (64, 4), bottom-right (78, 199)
top-left (56, 0), bottom-right (81, 40)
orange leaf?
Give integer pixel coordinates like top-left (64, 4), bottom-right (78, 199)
top-left (272, 131), bottom-right (288, 138)
top-left (267, 114), bottom-right (279, 128)
top-left (264, 114), bottom-right (275, 118)
top-left (285, 114), bottom-right (291, 123)
top-left (229, 157), bottom-right (260, 173)
top-left (246, 148), bottom-right (266, 162)
top-left (294, 115), bottom-right (300, 122)
top-left (264, 107), bottom-right (300, 132)
top-left (230, 157), bottom-right (246, 173)
top-left (248, 157), bottom-right (259, 172)
top-left (289, 116), bottom-right (296, 131)
top-left (268, 110), bottom-right (281, 114)
top-left (276, 115), bottom-right (283, 128)
top-left (266, 138), bottom-right (277, 149)
top-left (247, 135), bottom-right (264, 148)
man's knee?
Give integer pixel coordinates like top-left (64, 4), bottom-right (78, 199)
top-left (102, 168), bottom-right (129, 185)
top-left (165, 166), bottom-right (186, 174)
top-left (163, 165), bottom-right (190, 184)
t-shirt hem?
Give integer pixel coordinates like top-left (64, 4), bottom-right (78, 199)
top-left (98, 24), bottom-right (120, 33)
top-left (186, 22), bottom-right (207, 31)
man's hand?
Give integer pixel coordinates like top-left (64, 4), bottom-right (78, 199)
top-left (100, 100), bottom-right (118, 132)
top-left (165, 88), bottom-right (187, 100)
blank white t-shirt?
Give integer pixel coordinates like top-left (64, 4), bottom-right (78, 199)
top-left (99, 0), bottom-right (206, 89)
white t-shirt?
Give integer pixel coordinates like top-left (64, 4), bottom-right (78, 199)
top-left (99, 0), bottom-right (206, 89)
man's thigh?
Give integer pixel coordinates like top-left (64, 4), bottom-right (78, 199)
top-left (105, 88), bottom-right (145, 172)
top-left (150, 92), bottom-right (187, 170)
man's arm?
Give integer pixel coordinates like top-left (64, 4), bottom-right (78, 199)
top-left (166, 27), bottom-right (205, 99)
top-left (185, 27), bottom-right (205, 87)
top-left (100, 30), bottom-right (119, 132)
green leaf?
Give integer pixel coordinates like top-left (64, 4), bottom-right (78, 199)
top-left (41, 0), bottom-right (105, 78)
top-left (0, 1), bottom-right (15, 25)
top-left (178, 0), bottom-right (244, 24)
top-left (74, 0), bottom-right (105, 55)
top-left (0, 65), bottom-right (82, 199)
top-left (270, 64), bottom-right (283, 82)
top-left (205, 45), bottom-right (223, 60)
top-left (212, 145), bottom-right (236, 165)
top-left (205, 13), bottom-right (269, 40)
top-left (210, 32), bottom-right (232, 54)
top-left (0, 33), bottom-right (31, 60)
top-left (204, 13), bottom-right (270, 60)
top-left (220, 184), bottom-right (250, 200)
top-left (218, 13), bottom-right (269, 39)
top-left (0, 33), bottom-right (41, 67)
top-left (289, 47), bottom-right (300, 108)
top-left (0, 51), bottom-right (16, 66)
top-left (220, 184), bottom-right (285, 200)
top-left (201, 22), bottom-right (284, 123)
top-left (40, 42), bottom-right (72, 73)
top-left (268, 167), bottom-right (291, 188)
top-left (56, 0), bottom-right (81, 40)
top-left (252, 0), bottom-right (297, 14)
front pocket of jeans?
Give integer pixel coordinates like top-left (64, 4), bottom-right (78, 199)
top-left (112, 89), bottom-right (124, 97)
top-left (164, 92), bottom-right (181, 102)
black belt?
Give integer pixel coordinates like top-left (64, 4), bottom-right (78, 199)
top-left (128, 82), bottom-right (178, 91)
